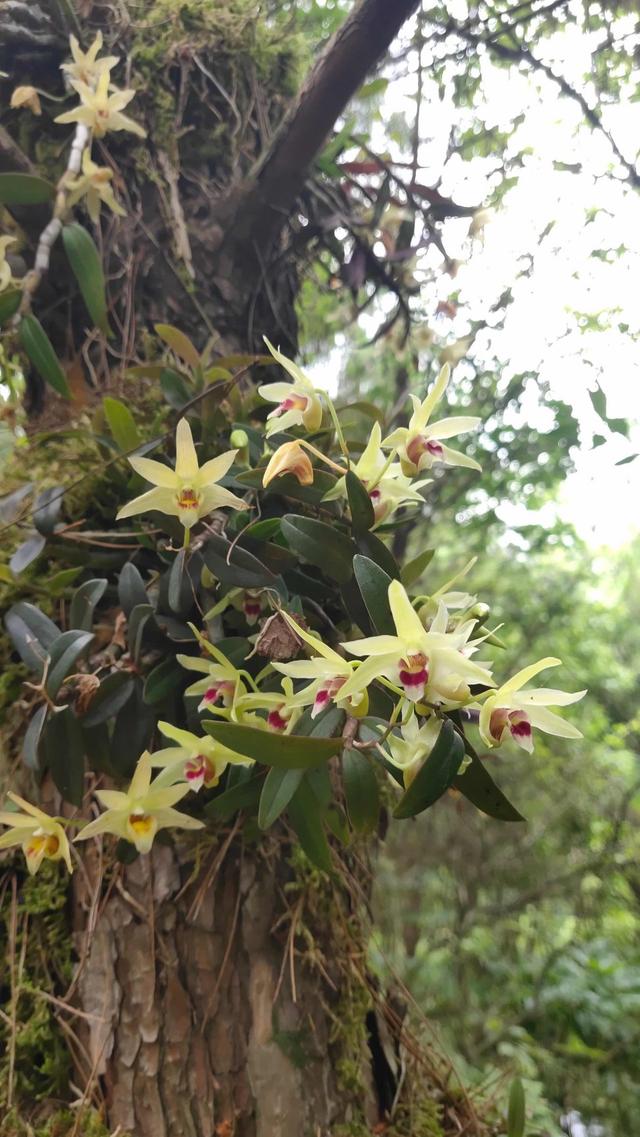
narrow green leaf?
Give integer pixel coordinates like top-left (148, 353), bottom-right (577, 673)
top-left (393, 720), bottom-right (465, 819)
top-left (81, 671), bottom-right (135, 727)
top-left (69, 578), bottom-right (107, 632)
top-left (281, 514), bottom-right (356, 583)
top-left (45, 629), bottom-right (94, 699)
top-left (63, 222), bottom-right (110, 334)
top-left (356, 531), bottom-right (400, 579)
top-left (258, 767), bottom-right (305, 830)
top-left (0, 173), bottom-right (55, 204)
top-left (205, 772), bottom-right (264, 821)
top-left (42, 707), bottom-right (85, 807)
top-left (401, 547), bottom-right (435, 587)
top-left (353, 554), bottom-right (394, 635)
top-left (287, 777), bottom-right (332, 873)
top-left (9, 533), bottom-right (46, 574)
top-left (103, 397), bottom-right (140, 452)
top-left (0, 289), bottom-right (22, 325)
top-left (454, 755), bottom-right (525, 822)
top-left (342, 748), bottom-right (380, 835)
top-left (22, 705), bottom-right (48, 771)
top-left (202, 721), bottom-right (340, 769)
top-left (32, 485), bottom-right (64, 536)
top-left (154, 323), bottom-right (200, 367)
top-left (346, 470), bottom-right (375, 534)
top-left (507, 1077), bottom-right (526, 1137)
top-left (19, 314), bottom-right (70, 399)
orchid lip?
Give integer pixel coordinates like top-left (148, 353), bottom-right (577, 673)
top-left (268, 708), bottom-right (289, 731)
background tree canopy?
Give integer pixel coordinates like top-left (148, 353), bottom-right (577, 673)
top-left (0, 1), bottom-right (638, 1136)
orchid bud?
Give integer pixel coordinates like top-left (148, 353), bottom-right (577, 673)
top-left (263, 441), bottom-right (314, 488)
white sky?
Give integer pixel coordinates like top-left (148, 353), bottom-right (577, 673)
top-left (313, 14), bottom-right (640, 550)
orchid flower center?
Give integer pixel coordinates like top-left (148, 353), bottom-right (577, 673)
top-left (398, 652), bottom-right (429, 694)
top-left (185, 753), bottom-right (216, 789)
top-left (272, 393), bottom-right (308, 418)
top-left (489, 708), bottom-right (532, 745)
top-left (267, 707), bottom-right (290, 731)
top-left (25, 831), bottom-right (59, 862)
top-left (312, 676), bottom-right (346, 719)
top-left (127, 811), bottom-right (155, 837)
top-left (242, 595), bottom-right (262, 624)
top-left (199, 681), bottom-right (235, 709)
top-left (406, 434), bottom-right (444, 468)
top-left (176, 486), bottom-right (200, 511)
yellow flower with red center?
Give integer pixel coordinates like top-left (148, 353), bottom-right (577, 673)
top-left (0, 793), bottom-right (73, 875)
top-left (258, 339), bottom-right (323, 436)
top-left (381, 363), bottom-right (481, 477)
top-left (151, 723), bottom-right (253, 792)
top-left (56, 70), bottom-right (146, 139)
top-left (116, 417), bottom-right (244, 532)
top-left (478, 658), bottom-right (585, 754)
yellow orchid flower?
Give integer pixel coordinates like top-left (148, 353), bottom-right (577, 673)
top-left (151, 722), bottom-right (253, 792)
top-left (0, 235), bottom-right (17, 292)
top-left (263, 440), bottom-right (314, 487)
top-left (323, 422), bottom-right (430, 525)
top-left (10, 86), bottom-right (42, 115)
top-left (177, 638), bottom-right (248, 712)
top-left (273, 614), bottom-right (368, 718)
top-left (0, 793), bottom-right (73, 875)
top-left (66, 150), bottom-right (126, 224)
top-left (258, 338), bottom-right (323, 436)
top-left (116, 417), bottom-right (244, 531)
top-left (233, 678), bottom-right (303, 733)
top-left (61, 32), bottom-right (119, 87)
top-left (75, 752), bottom-right (204, 853)
top-left (381, 363), bottom-right (481, 477)
top-left (381, 712), bottom-right (442, 787)
top-left (340, 580), bottom-right (494, 706)
top-left (478, 658), bottom-right (585, 753)
top-left (56, 71), bottom-right (146, 139)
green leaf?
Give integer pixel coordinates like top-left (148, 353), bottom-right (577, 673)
top-left (281, 514), bottom-right (356, 583)
top-left (589, 385), bottom-right (607, 421)
top-left (47, 568), bottom-right (83, 596)
top-left (63, 223), bottom-right (110, 335)
top-left (0, 289), bottom-right (22, 325)
top-left (454, 755), bottom-right (525, 822)
top-left (342, 748), bottom-right (380, 835)
top-left (69, 578), bottom-right (107, 632)
top-left (355, 531), bottom-right (400, 579)
top-left (110, 678), bottom-right (156, 778)
top-left (5, 601), bottom-right (59, 678)
top-left (258, 767), bottom-right (305, 830)
top-left (168, 548), bottom-right (193, 614)
top-left (202, 533), bottom-right (285, 595)
top-left (22, 705), bottom-right (48, 771)
top-left (287, 776), bottom-right (332, 873)
top-left (127, 603), bottom-right (155, 664)
top-left (45, 629), bottom-right (94, 699)
top-left (205, 771), bottom-right (264, 821)
top-left (0, 173), bottom-right (55, 205)
top-left (81, 671), bottom-right (135, 727)
top-left (393, 720), bottom-right (465, 819)
top-left (32, 485), bottom-right (64, 536)
top-left (346, 470), bottom-right (375, 534)
top-left (401, 548), bottom-right (435, 587)
top-left (507, 1077), bottom-right (526, 1137)
top-left (143, 656), bottom-right (184, 705)
top-left (9, 533), bottom-right (46, 574)
top-left (155, 323), bottom-right (201, 367)
top-left (42, 708), bottom-right (85, 807)
top-left (202, 721), bottom-right (340, 769)
top-left (103, 397), bottom-right (140, 452)
top-left (118, 562), bottom-right (148, 615)
top-left (160, 367), bottom-right (192, 409)
top-left (19, 314), bottom-right (70, 399)
top-left (353, 554), bottom-right (394, 635)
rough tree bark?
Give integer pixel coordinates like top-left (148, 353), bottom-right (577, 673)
top-left (1, 2), bottom-right (425, 1133)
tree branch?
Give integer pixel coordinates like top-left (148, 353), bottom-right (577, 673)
top-left (229, 0), bottom-right (421, 256)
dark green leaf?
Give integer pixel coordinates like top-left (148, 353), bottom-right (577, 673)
top-left (353, 554), bottom-right (394, 635)
top-left (0, 173), bottom-right (55, 204)
top-left (0, 289), bottom-right (22, 325)
top-left (22, 705), bottom-right (48, 771)
top-left (342, 748), bottom-right (380, 835)
top-left (168, 548), bottom-right (193, 614)
top-left (346, 470), bottom-right (375, 534)
top-left (127, 603), bottom-right (155, 664)
top-left (9, 533), bottom-right (46, 574)
top-left (589, 385), bottom-right (607, 421)
top-left (143, 656), bottom-right (184, 705)
top-left (287, 776), bottom-right (332, 873)
top-left (69, 578), bottom-right (107, 632)
top-left (454, 755), bottom-right (525, 822)
top-left (160, 368), bottom-right (192, 409)
top-left (19, 314), bottom-right (70, 399)
top-left (32, 486), bottom-right (64, 536)
top-left (110, 679), bottom-right (156, 778)
top-left (393, 720), bottom-right (465, 819)
top-left (258, 767), bottom-right (305, 830)
top-left (401, 547), bottom-right (435, 587)
top-left (103, 396), bottom-right (140, 452)
top-left (0, 483), bottom-right (32, 525)
top-left (5, 601), bottom-right (59, 678)
top-left (281, 514), bottom-right (356, 583)
top-left (42, 708), bottom-right (85, 807)
top-left (81, 671), bottom-right (135, 727)
top-left (202, 721), bottom-right (340, 769)
top-left (356, 531), bottom-right (400, 579)
top-left (118, 562), bottom-right (148, 616)
top-left (507, 1077), bottom-right (526, 1137)
top-left (205, 772), bottom-right (264, 821)
top-left (202, 533), bottom-right (285, 595)
top-left (45, 629), bottom-right (94, 699)
top-left (63, 222), bottom-right (110, 334)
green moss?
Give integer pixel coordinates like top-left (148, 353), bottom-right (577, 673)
top-left (1, 1106), bottom-right (127, 1137)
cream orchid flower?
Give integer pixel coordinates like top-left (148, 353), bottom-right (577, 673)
top-left (56, 71), bottom-right (146, 139)
top-left (10, 86), bottom-right (42, 115)
top-left (0, 236), bottom-right (17, 292)
top-left (0, 793), bottom-right (73, 875)
top-left (116, 417), bottom-right (244, 531)
top-left (323, 422), bottom-right (430, 525)
top-left (66, 150), bottom-right (126, 224)
top-left (177, 639), bottom-right (247, 713)
top-left (382, 363), bottom-right (481, 477)
top-left (151, 722), bottom-right (253, 792)
top-left (75, 752), bottom-right (203, 853)
top-left (61, 32), bottom-right (119, 87)
top-left (258, 338), bottom-right (323, 435)
top-left (273, 614), bottom-right (368, 718)
top-left (478, 658), bottom-right (585, 754)
top-left (340, 580), bottom-right (494, 705)
top-left (382, 712), bottom-right (442, 787)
